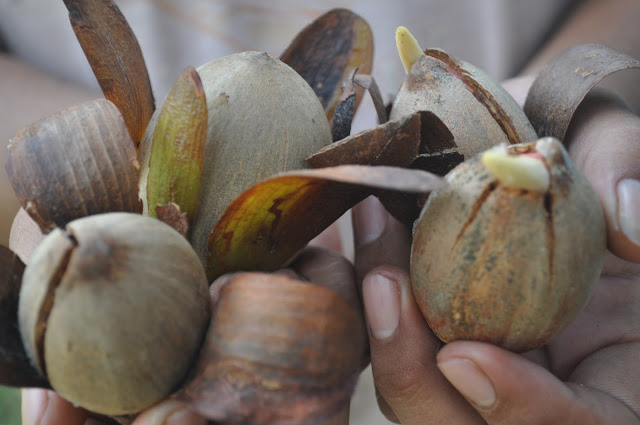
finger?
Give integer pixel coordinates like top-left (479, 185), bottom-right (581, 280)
top-left (438, 341), bottom-right (640, 424)
top-left (309, 221), bottom-right (344, 254)
top-left (564, 89), bottom-right (640, 262)
top-left (352, 196), bottom-right (411, 286)
top-left (362, 266), bottom-right (482, 424)
top-left (21, 389), bottom-right (87, 425)
top-left (309, 214), bottom-right (354, 261)
top-left (374, 386), bottom-right (400, 423)
top-left (132, 400), bottom-right (206, 425)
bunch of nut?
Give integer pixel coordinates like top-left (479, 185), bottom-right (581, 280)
top-left (1, 2), bottom-right (633, 425)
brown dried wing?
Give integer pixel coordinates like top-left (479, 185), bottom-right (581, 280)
top-left (308, 111), bottom-right (453, 169)
top-left (206, 165), bottom-right (444, 280)
top-left (524, 43), bottom-right (640, 141)
top-left (280, 8), bottom-right (373, 123)
top-left (331, 68), bottom-right (358, 142)
top-left (63, 0), bottom-right (155, 146)
top-left (330, 70), bottom-right (389, 142)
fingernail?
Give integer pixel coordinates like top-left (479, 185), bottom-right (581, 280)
top-left (363, 273), bottom-right (400, 339)
top-left (617, 178), bottom-right (640, 246)
top-left (21, 389), bottom-right (48, 425)
top-left (135, 400), bottom-right (206, 425)
top-left (438, 358), bottom-right (496, 408)
top-left (353, 196), bottom-right (388, 246)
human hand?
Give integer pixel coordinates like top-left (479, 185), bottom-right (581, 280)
top-left (352, 84), bottom-right (640, 424)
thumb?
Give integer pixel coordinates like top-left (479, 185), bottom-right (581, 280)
top-left (437, 342), bottom-right (639, 424)
top-left (557, 89), bottom-right (640, 262)
top-left (362, 267), bottom-right (481, 424)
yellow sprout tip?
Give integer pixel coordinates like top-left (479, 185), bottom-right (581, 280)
top-left (481, 147), bottom-right (550, 192)
top-left (395, 26), bottom-right (425, 74)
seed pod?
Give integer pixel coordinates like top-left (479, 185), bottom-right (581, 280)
top-left (18, 213), bottom-right (210, 415)
top-left (139, 52), bottom-right (332, 278)
top-left (410, 138), bottom-right (606, 352)
top-left (390, 48), bottom-right (538, 160)
top-left (138, 66), bottom-right (207, 228)
top-left (179, 272), bottom-right (365, 425)
top-left (6, 99), bottom-right (141, 233)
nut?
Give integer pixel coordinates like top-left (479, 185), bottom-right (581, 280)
top-left (18, 212), bottom-right (211, 415)
top-left (138, 52), bottom-right (333, 277)
top-left (390, 28), bottom-right (537, 160)
top-left (180, 272), bottom-right (366, 424)
top-left (410, 138), bottom-right (606, 352)
top-left (6, 99), bottom-right (141, 233)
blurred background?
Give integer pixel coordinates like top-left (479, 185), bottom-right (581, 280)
top-left (0, 0), bottom-right (575, 424)
top-left (0, 385), bottom-right (21, 425)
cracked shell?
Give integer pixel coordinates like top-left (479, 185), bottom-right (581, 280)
top-left (18, 213), bottom-right (211, 415)
top-left (410, 138), bottom-right (606, 352)
top-left (390, 49), bottom-right (538, 158)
